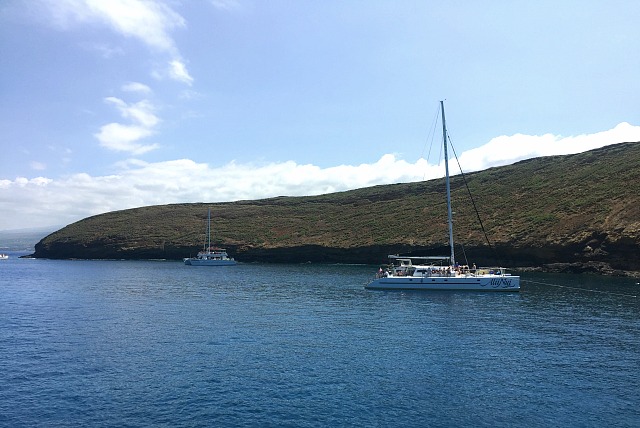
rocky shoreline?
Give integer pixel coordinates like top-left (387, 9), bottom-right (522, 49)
top-left (517, 262), bottom-right (640, 278)
top-left (28, 240), bottom-right (640, 278)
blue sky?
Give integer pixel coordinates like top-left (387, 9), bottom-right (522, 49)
top-left (1, 0), bottom-right (639, 231)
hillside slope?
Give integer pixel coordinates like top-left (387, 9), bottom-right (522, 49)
top-left (33, 142), bottom-right (640, 275)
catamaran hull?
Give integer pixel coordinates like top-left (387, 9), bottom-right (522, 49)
top-left (365, 276), bottom-right (520, 291)
top-left (183, 259), bottom-right (237, 266)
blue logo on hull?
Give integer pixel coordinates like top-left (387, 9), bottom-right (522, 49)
top-left (489, 278), bottom-right (516, 288)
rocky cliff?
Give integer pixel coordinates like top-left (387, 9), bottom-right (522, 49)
top-left (32, 142), bottom-right (640, 276)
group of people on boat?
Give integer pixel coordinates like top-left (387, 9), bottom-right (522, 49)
top-left (376, 263), bottom-right (482, 279)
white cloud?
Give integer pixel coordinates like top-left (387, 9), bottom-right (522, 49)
top-left (209, 0), bottom-right (243, 11)
top-left (30, 161), bottom-right (47, 171)
top-left (95, 123), bottom-right (158, 154)
top-left (457, 122), bottom-right (640, 173)
top-left (43, 0), bottom-right (192, 84)
top-left (95, 96), bottom-right (160, 154)
top-left (179, 89), bottom-right (204, 100)
top-left (80, 42), bottom-right (125, 58)
top-left (1, 124), bottom-right (638, 230)
top-left (48, 0), bottom-right (184, 53)
top-left (168, 60), bottom-right (194, 85)
top-left (104, 97), bottom-right (159, 128)
top-left (122, 82), bottom-right (152, 94)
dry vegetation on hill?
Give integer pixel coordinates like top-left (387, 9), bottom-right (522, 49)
top-left (34, 142), bottom-right (640, 275)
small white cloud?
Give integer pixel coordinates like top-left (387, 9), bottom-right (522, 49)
top-left (210, 0), bottom-right (242, 11)
top-left (179, 89), bottom-right (204, 100)
top-left (96, 96), bottom-right (160, 154)
top-left (168, 59), bottom-right (193, 85)
top-left (105, 97), bottom-right (159, 128)
top-left (79, 42), bottom-right (125, 58)
top-left (122, 82), bottom-right (152, 94)
top-left (47, 0), bottom-right (185, 54)
top-left (95, 123), bottom-right (159, 154)
top-left (30, 161), bottom-right (47, 171)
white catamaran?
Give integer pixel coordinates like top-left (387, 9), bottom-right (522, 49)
top-left (365, 101), bottom-right (520, 291)
top-left (184, 208), bottom-right (237, 266)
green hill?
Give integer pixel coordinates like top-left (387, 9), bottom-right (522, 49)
top-left (32, 142), bottom-right (640, 275)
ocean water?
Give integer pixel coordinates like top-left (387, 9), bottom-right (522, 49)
top-left (1, 254), bottom-right (639, 427)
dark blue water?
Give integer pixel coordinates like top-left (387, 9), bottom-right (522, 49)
top-left (1, 254), bottom-right (639, 427)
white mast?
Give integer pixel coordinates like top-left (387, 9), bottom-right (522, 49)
top-left (207, 208), bottom-right (211, 251)
top-left (441, 101), bottom-right (455, 266)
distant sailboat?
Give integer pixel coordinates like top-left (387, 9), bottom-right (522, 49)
top-left (365, 101), bottom-right (520, 291)
top-left (184, 208), bottom-right (236, 266)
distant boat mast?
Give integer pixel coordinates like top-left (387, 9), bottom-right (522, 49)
top-left (206, 208), bottom-right (211, 250)
top-left (441, 100), bottom-right (455, 266)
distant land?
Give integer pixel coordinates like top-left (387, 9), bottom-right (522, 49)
top-left (31, 142), bottom-right (640, 276)
top-left (0, 227), bottom-right (59, 252)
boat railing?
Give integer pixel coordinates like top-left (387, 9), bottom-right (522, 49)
top-left (474, 267), bottom-right (512, 276)
top-left (375, 265), bottom-right (512, 279)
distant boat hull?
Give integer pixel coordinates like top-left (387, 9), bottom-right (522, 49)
top-left (365, 275), bottom-right (520, 291)
top-left (184, 258), bottom-right (236, 266)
